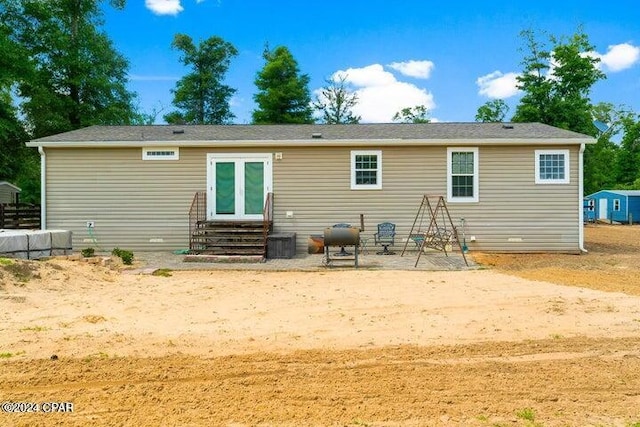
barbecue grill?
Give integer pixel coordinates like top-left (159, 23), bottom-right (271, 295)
top-left (322, 215), bottom-right (364, 267)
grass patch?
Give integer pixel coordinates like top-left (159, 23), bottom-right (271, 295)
top-left (152, 268), bottom-right (173, 277)
top-left (0, 257), bottom-right (14, 266)
top-left (515, 408), bottom-right (536, 422)
top-left (0, 352), bottom-right (14, 358)
top-left (2, 260), bottom-right (41, 283)
top-left (83, 352), bottom-right (110, 362)
top-left (20, 325), bottom-right (49, 332)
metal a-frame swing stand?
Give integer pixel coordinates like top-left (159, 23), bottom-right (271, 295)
top-left (401, 195), bottom-right (469, 268)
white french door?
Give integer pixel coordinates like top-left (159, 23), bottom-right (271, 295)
top-left (206, 153), bottom-right (272, 220)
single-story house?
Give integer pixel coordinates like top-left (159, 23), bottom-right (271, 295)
top-left (585, 190), bottom-right (640, 223)
top-left (0, 181), bottom-right (21, 204)
top-left (26, 123), bottom-right (595, 255)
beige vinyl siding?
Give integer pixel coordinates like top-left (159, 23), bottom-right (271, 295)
top-left (454, 145), bottom-right (580, 252)
top-left (0, 186), bottom-right (17, 204)
top-left (44, 143), bottom-right (581, 253)
top-left (271, 145), bottom-right (444, 253)
top-left (271, 145), bottom-right (580, 253)
top-left (46, 147), bottom-right (205, 251)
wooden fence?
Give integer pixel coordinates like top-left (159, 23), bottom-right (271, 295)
top-left (0, 204), bottom-right (41, 229)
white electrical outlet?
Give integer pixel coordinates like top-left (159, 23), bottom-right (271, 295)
top-left (86, 221), bottom-right (95, 228)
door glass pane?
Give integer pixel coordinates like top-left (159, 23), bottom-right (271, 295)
top-left (215, 162), bottom-right (235, 214)
top-left (244, 162), bottom-right (264, 215)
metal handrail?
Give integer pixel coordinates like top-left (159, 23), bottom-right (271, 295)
top-left (262, 192), bottom-right (274, 259)
top-left (188, 191), bottom-right (206, 252)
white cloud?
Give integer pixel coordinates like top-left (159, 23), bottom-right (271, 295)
top-left (330, 64), bottom-right (435, 123)
top-left (591, 43), bottom-right (640, 72)
top-left (145, 0), bottom-right (183, 16)
top-left (335, 64), bottom-right (396, 87)
top-left (476, 71), bottom-right (521, 99)
top-left (388, 60), bottom-right (435, 79)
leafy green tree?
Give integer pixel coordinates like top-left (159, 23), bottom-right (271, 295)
top-left (583, 102), bottom-right (623, 194)
top-left (0, 14), bottom-right (37, 201)
top-left (313, 75), bottom-right (360, 124)
top-left (512, 28), bottom-right (605, 136)
top-left (475, 99), bottom-right (509, 122)
top-left (616, 113), bottom-right (640, 188)
top-left (164, 34), bottom-right (238, 125)
top-left (0, 21), bottom-right (27, 178)
top-left (0, 92), bottom-right (30, 179)
top-left (252, 45), bottom-right (314, 124)
top-left (1, 0), bottom-right (135, 138)
top-left (392, 105), bottom-right (430, 123)
top-left (14, 151), bottom-right (41, 204)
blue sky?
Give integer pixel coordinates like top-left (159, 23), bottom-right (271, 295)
top-left (102, 0), bottom-right (640, 124)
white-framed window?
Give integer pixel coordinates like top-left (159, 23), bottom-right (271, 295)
top-left (351, 150), bottom-right (382, 190)
top-left (142, 147), bottom-right (179, 160)
top-left (535, 149), bottom-right (569, 184)
top-left (447, 147), bottom-right (479, 203)
top-left (587, 199), bottom-right (595, 211)
top-left (613, 199), bottom-right (621, 211)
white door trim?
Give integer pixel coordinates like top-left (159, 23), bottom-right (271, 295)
top-left (598, 198), bottom-right (607, 220)
top-left (206, 153), bottom-right (273, 221)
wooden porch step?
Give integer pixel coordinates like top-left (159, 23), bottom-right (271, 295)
top-left (190, 220), bottom-right (271, 257)
top-left (194, 239), bottom-right (264, 248)
top-left (192, 248), bottom-right (265, 255)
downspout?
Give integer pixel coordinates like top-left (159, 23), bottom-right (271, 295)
top-left (38, 146), bottom-right (46, 230)
top-left (578, 143), bottom-right (587, 253)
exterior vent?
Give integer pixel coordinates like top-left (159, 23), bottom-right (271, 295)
top-left (173, 129), bottom-right (185, 134)
top-left (502, 124), bottom-right (514, 129)
top-left (311, 133), bottom-right (322, 139)
top-left (142, 147), bottom-right (179, 161)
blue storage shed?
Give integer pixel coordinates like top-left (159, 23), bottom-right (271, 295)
top-left (585, 190), bottom-right (640, 223)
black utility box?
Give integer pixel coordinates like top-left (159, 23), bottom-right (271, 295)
top-left (267, 232), bottom-right (296, 259)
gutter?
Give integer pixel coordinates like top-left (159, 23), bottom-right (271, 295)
top-left (25, 137), bottom-right (596, 149)
top-left (578, 143), bottom-right (587, 253)
top-left (38, 146), bottom-right (46, 230)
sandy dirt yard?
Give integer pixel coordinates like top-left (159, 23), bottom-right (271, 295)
top-left (1, 224), bottom-right (640, 426)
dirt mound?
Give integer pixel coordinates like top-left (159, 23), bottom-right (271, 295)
top-left (0, 257), bottom-right (122, 291)
top-left (472, 224), bottom-right (640, 295)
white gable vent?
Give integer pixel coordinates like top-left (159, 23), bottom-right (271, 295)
top-left (142, 147), bottom-right (179, 160)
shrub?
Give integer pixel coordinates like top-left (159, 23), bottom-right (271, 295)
top-left (112, 248), bottom-right (134, 265)
top-left (81, 247), bottom-right (95, 257)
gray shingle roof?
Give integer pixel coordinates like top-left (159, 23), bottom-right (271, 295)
top-left (29, 122), bottom-right (593, 143)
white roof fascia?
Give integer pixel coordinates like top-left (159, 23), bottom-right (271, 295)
top-left (26, 137), bottom-right (595, 148)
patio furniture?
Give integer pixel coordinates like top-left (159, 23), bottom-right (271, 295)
top-left (374, 222), bottom-right (396, 255)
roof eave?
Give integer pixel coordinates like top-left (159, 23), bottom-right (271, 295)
top-left (26, 137), bottom-right (595, 148)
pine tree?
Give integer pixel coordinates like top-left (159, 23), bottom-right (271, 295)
top-left (164, 34), bottom-right (238, 125)
top-left (252, 46), bottom-right (314, 124)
